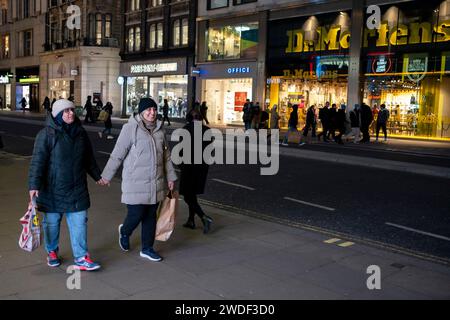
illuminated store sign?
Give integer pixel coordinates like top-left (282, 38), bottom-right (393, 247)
top-left (227, 67), bottom-right (251, 74)
top-left (0, 75), bottom-right (10, 84)
top-left (285, 20), bottom-right (450, 53)
top-left (130, 63), bottom-right (178, 74)
top-left (372, 55), bottom-right (392, 74)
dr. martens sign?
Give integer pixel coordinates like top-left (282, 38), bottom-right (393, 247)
top-left (285, 20), bottom-right (450, 53)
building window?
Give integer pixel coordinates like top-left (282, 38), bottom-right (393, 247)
top-left (1, 34), bottom-right (9, 59)
top-left (129, 0), bottom-right (140, 11)
top-left (233, 0), bottom-right (257, 5)
top-left (23, 0), bottom-right (30, 18)
top-left (157, 23), bottom-right (163, 48)
top-left (135, 27), bottom-right (141, 51)
top-left (128, 28), bottom-right (135, 51)
top-left (182, 18), bottom-right (188, 46)
top-left (149, 24), bottom-right (156, 49)
top-left (105, 15), bottom-right (112, 38)
top-left (207, 23), bottom-right (258, 60)
top-left (22, 30), bottom-right (33, 56)
top-left (150, 0), bottom-right (163, 7)
top-left (173, 20), bottom-right (180, 46)
top-left (95, 13), bottom-right (102, 45)
top-left (50, 0), bottom-right (58, 7)
top-left (208, 0), bottom-right (229, 10)
top-left (50, 22), bottom-right (58, 44)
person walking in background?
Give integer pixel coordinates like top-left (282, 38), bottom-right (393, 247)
top-left (242, 99), bottom-right (252, 131)
top-left (317, 102), bottom-right (330, 142)
top-left (84, 96), bottom-right (93, 124)
top-left (360, 103), bottom-right (374, 143)
top-left (28, 99), bottom-right (106, 270)
top-left (200, 101), bottom-right (210, 125)
top-left (42, 97), bottom-right (51, 114)
top-left (101, 98), bottom-right (177, 262)
top-left (180, 109), bottom-right (214, 234)
top-left (334, 104), bottom-right (347, 145)
top-left (98, 102), bottom-right (114, 139)
top-left (20, 97), bottom-right (27, 113)
top-left (251, 102), bottom-right (261, 130)
top-left (376, 103), bottom-right (390, 142)
top-left (162, 99), bottom-right (171, 126)
top-left (327, 103), bottom-right (338, 141)
top-left (349, 104), bottom-right (361, 143)
top-left (300, 105), bottom-right (317, 145)
top-left (281, 105), bottom-right (299, 146)
top-left (270, 104), bottom-right (280, 130)
top-left (0, 95), bottom-right (3, 110)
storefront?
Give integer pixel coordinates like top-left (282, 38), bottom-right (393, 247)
top-left (194, 61), bottom-right (257, 125)
top-left (266, 11), bottom-right (351, 128)
top-left (120, 58), bottom-right (189, 117)
top-left (15, 67), bottom-right (40, 112)
top-left (0, 70), bottom-right (12, 110)
top-left (362, 2), bottom-right (450, 140)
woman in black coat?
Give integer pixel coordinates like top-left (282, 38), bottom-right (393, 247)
top-left (179, 109), bottom-right (213, 234)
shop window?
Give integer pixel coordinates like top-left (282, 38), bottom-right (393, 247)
top-left (126, 76), bottom-right (148, 114)
top-left (233, 0), bottom-right (257, 5)
top-left (207, 23), bottom-right (258, 61)
top-left (208, 0), bottom-right (229, 10)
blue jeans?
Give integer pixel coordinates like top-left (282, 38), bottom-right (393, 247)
top-left (43, 211), bottom-right (88, 260)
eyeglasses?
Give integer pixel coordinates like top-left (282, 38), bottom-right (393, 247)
top-left (64, 108), bottom-right (75, 113)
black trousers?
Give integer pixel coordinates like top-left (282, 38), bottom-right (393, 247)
top-left (360, 124), bottom-right (370, 142)
top-left (183, 193), bottom-right (205, 221)
top-left (123, 204), bottom-right (159, 251)
top-left (162, 115), bottom-right (171, 125)
top-left (376, 123), bottom-right (387, 140)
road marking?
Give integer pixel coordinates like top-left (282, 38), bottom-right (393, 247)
top-left (284, 197), bottom-right (335, 212)
top-left (324, 238), bottom-right (341, 244)
top-left (98, 151), bottom-right (111, 155)
top-left (338, 241), bottom-right (355, 247)
top-left (211, 179), bottom-right (255, 191)
top-left (386, 222), bottom-right (450, 242)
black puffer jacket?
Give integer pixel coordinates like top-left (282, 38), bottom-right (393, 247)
top-left (28, 115), bottom-right (102, 213)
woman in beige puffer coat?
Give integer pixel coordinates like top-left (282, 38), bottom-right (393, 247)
top-left (102, 98), bottom-right (177, 262)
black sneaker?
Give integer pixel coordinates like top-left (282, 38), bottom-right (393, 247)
top-left (118, 224), bottom-right (129, 251)
top-left (140, 249), bottom-right (162, 262)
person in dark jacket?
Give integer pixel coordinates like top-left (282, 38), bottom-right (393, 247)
top-left (334, 104), bottom-right (347, 145)
top-left (376, 103), bottom-right (390, 142)
top-left (28, 99), bottom-right (106, 270)
top-left (200, 101), bottom-right (210, 125)
top-left (300, 105), bottom-right (317, 145)
top-left (42, 97), bottom-right (51, 113)
top-left (327, 103), bottom-right (338, 140)
top-left (281, 104), bottom-right (299, 146)
top-left (251, 102), bottom-right (261, 130)
top-left (162, 99), bottom-right (171, 126)
top-left (360, 103), bottom-right (374, 143)
top-left (317, 102), bottom-right (331, 142)
top-left (84, 96), bottom-right (94, 124)
top-left (179, 109), bottom-right (214, 234)
top-left (99, 102), bottom-right (114, 139)
top-left (242, 99), bottom-right (252, 131)
top-left (20, 97), bottom-right (27, 113)
top-left (349, 104), bottom-right (361, 143)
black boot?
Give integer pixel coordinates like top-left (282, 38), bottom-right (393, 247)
top-left (183, 220), bottom-right (196, 229)
top-left (202, 215), bottom-right (213, 234)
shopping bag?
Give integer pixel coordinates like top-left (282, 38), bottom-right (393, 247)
top-left (287, 130), bottom-right (301, 144)
top-left (18, 200), bottom-right (41, 252)
top-left (155, 191), bottom-right (178, 241)
top-left (98, 110), bottom-right (108, 122)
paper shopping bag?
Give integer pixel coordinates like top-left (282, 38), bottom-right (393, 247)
top-left (155, 191), bottom-right (178, 241)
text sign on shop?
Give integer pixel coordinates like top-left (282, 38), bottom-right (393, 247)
top-left (227, 67), bottom-right (251, 74)
top-left (130, 63), bottom-right (178, 74)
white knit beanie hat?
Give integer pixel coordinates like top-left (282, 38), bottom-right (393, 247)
top-left (52, 99), bottom-right (75, 118)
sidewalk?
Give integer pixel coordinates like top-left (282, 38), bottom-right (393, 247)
top-left (0, 153), bottom-right (449, 300)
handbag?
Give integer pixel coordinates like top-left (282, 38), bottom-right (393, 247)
top-left (98, 110), bottom-right (108, 122)
top-left (18, 200), bottom-right (41, 252)
top-left (155, 191), bottom-right (178, 241)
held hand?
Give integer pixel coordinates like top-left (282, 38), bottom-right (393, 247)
top-left (97, 178), bottom-right (110, 187)
top-left (29, 190), bottom-right (39, 202)
top-left (168, 181), bottom-right (175, 191)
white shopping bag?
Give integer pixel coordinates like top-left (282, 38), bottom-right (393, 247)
top-left (18, 200), bottom-right (41, 252)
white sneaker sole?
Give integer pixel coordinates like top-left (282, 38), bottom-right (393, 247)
top-left (118, 224), bottom-right (129, 252)
top-left (140, 251), bottom-right (162, 262)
